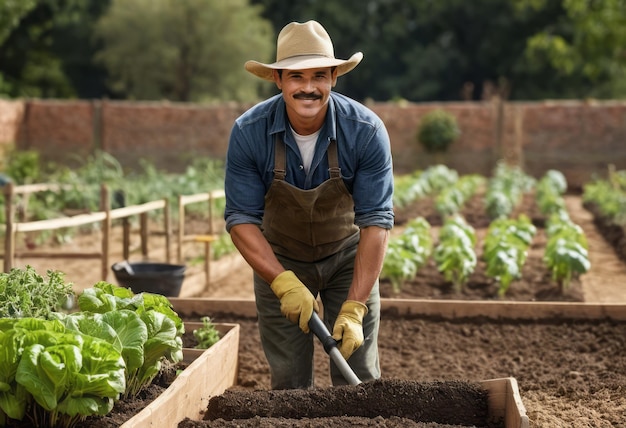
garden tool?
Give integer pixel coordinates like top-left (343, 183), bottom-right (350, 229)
top-left (308, 312), bottom-right (362, 385)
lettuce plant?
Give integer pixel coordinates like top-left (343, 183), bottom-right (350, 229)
top-left (0, 318), bottom-right (126, 428)
top-left (75, 282), bottom-right (183, 398)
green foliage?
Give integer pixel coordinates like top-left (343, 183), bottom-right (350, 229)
top-left (94, 0), bottom-right (273, 102)
top-left (0, 317), bottom-right (126, 427)
top-left (4, 149), bottom-right (41, 185)
top-left (433, 214), bottom-right (477, 292)
top-left (485, 161), bottom-right (536, 220)
top-left (0, 0), bottom-right (38, 46)
top-left (76, 281), bottom-right (183, 398)
top-left (416, 109), bottom-right (460, 153)
top-left (543, 212), bottom-right (590, 292)
top-left (536, 169), bottom-right (568, 217)
top-left (192, 316), bottom-right (220, 349)
top-left (582, 169), bottom-right (626, 226)
top-left (3, 0), bottom-right (626, 100)
top-left (211, 233), bottom-right (237, 260)
top-left (514, 0), bottom-right (626, 98)
top-left (0, 0), bottom-right (106, 98)
top-left (435, 174), bottom-right (485, 217)
top-left (382, 217), bottom-right (433, 292)
top-left (0, 265), bottom-right (74, 319)
top-left (483, 215), bottom-right (536, 297)
top-left (0, 152), bottom-right (227, 248)
top-left (392, 165), bottom-right (460, 209)
top-left (392, 171), bottom-right (428, 209)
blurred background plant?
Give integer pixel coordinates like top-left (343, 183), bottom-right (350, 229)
top-left (2, 0), bottom-right (626, 102)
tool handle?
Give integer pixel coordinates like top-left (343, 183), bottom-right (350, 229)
top-left (308, 312), bottom-right (362, 385)
top-left (308, 312), bottom-right (338, 353)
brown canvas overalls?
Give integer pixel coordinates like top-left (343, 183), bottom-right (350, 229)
top-left (254, 136), bottom-right (381, 389)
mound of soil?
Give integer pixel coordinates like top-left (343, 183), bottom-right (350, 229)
top-left (203, 379), bottom-right (490, 427)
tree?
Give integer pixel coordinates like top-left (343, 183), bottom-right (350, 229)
top-left (252, 0), bottom-right (626, 101)
top-left (513, 0), bottom-right (626, 98)
top-left (0, 0), bottom-right (112, 98)
top-left (94, 0), bottom-right (274, 102)
top-left (0, 0), bottom-right (38, 46)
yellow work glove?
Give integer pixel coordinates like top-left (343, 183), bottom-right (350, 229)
top-left (270, 271), bottom-right (319, 334)
top-left (331, 300), bottom-right (368, 360)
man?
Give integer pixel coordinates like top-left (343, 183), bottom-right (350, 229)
top-left (224, 20), bottom-right (394, 389)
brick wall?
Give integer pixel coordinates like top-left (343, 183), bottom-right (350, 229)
top-left (1, 98), bottom-right (625, 188)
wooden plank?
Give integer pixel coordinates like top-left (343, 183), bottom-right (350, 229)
top-left (109, 200), bottom-right (166, 219)
top-left (11, 251), bottom-right (102, 258)
top-left (121, 323), bottom-right (239, 428)
top-left (14, 212), bottom-right (107, 232)
top-left (481, 377), bottom-right (529, 428)
top-left (171, 297), bottom-right (626, 321)
top-left (180, 192), bottom-right (210, 205)
top-left (171, 298), bottom-right (258, 318)
top-left (380, 299), bottom-right (626, 321)
top-left (12, 183), bottom-right (71, 194)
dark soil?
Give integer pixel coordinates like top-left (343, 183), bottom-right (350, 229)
top-left (175, 312), bottom-right (626, 428)
top-left (194, 379), bottom-right (492, 428)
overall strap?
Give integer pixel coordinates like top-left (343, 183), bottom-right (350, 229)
top-left (328, 139), bottom-right (341, 179)
top-left (273, 135), bottom-right (286, 180)
top-left (274, 134), bottom-right (341, 180)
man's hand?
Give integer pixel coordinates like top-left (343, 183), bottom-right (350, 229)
top-left (270, 271), bottom-right (319, 333)
top-left (331, 300), bottom-right (368, 360)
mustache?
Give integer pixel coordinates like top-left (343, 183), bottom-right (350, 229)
top-left (293, 92), bottom-right (322, 100)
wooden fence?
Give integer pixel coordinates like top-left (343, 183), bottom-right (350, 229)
top-left (1, 182), bottom-right (226, 284)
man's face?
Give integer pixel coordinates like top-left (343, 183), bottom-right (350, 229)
top-left (273, 67), bottom-right (338, 132)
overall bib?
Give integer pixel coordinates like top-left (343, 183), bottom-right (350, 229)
top-left (254, 136), bottom-right (381, 389)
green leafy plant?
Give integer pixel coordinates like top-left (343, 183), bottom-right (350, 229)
top-left (416, 109), bottom-right (461, 153)
top-left (485, 161), bottom-right (536, 220)
top-left (536, 169), bottom-right (567, 217)
top-left (583, 169), bottom-right (626, 226)
top-left (483, 215), bottom-right (537, 297)
top-left (0, 265), bottom-right (75, 319)
top-left (433, 215), bottom-right (477, 292)
top-left (392, 171), bottom-right (427, 209)
top-left (382, 217), bottom-right (433, 292)
top-left (0, 317), bottom-right (126, 428)
top-left (75, 282), bottom-right (183, 398)
top-left (543, 213), bottom-right (591, 292)
top-left (192, 316), bottom-right (221, 349)
top-left (435, 174), bottom-right (485, 217)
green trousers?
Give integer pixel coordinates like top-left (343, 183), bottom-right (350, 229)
top-left (254, 243), bottom-right (381, 389)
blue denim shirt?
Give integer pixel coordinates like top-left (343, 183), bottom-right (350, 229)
top-left (224, 92), bottom-right (394, 232)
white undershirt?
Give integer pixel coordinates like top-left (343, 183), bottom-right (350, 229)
top-left (291, 127), bottom-right (320, 174)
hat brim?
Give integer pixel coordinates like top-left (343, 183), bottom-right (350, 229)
top-left (245, 52), bottom-right (363, 81)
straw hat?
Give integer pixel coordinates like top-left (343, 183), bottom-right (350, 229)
top-left (245, 20), bottom-right (363, 81)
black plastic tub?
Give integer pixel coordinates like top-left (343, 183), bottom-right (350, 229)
top-left (111, 262), bottom-right (186, 297)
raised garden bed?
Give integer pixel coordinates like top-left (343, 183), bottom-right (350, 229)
top-left (119, 323), bottom-right (239, 428)
top-left (170, 297), bottom-right (626, 427)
